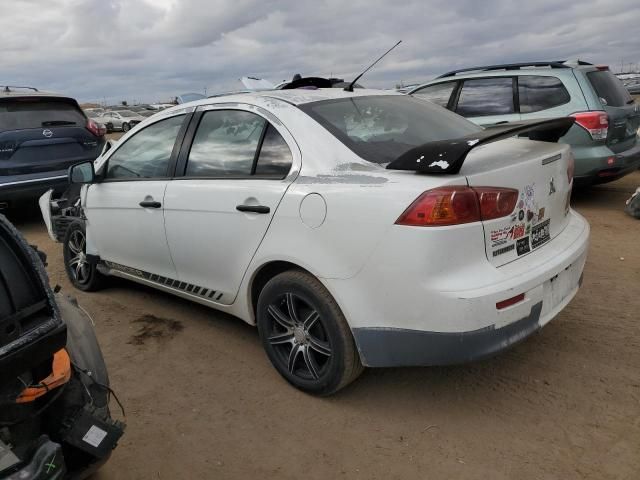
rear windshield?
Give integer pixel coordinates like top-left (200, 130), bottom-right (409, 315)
top-left (0, 98), bottom-right (85, 131)
top-left (299, 95), bottom-right (482, 165)
top-left (587, 70), bottom-right (633, 107)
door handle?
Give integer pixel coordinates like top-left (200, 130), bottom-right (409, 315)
top-left (139, 200), bottom-right (161, 208)
top-left (236, 205), bottom-right (270, 214)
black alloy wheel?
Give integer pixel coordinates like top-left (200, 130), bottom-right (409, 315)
top-left (257, 270), bottom-right (363, 395)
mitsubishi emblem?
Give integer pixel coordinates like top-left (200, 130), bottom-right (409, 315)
top-left (42, 129), bottom-right (53, 138)
top-left (549, 177), bottom-right (556, 195)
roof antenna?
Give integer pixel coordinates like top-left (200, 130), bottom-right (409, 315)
top-left (344, 40), bottom-right (402, 92)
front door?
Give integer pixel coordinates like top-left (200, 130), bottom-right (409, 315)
top-left (163, 107), bottom-right (296, 304)
top-left (85, 113), bottom-right (187, 278)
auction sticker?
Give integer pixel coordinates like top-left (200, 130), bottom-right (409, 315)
top-left (531, 219), bottom-right (551, 249)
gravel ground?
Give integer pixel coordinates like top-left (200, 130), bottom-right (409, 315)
top-left (6, 170), bottom-right (640, 480)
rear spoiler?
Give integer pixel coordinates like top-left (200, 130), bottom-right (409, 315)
top-left (386, 117), bottom-right (575, 174)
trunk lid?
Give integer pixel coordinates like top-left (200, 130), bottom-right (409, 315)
top-left (586, 70), bottom-right (640, 153)
top-left (460, 138), bottom-right (572, 267)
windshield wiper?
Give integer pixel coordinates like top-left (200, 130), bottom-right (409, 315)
top-left (41, 120), bottom-right (77, 126)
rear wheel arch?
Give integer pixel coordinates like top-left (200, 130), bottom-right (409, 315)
top-left (249, 261), bottom-right (313, 322)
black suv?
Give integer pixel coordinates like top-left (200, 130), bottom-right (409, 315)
top-left (0, 86), bottom-right (106, 208)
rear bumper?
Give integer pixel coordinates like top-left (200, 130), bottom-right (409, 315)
top-left (353, 302), bottom-right (544, 367)
top-left (327, 210), bottom-right (590, 368)
top-left (0, 170), bottom-right (69, 202)
top-left (573, 140), bottom-right (640, 186)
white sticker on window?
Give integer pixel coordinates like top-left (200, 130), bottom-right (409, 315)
top-left (82, 425), bottom-right (108, 448)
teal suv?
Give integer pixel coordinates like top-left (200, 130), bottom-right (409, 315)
top-left (409, 61), bottom-right (640, 186)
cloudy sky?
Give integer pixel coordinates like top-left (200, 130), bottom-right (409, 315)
top-left (2, 0), bottom-right (639, 104)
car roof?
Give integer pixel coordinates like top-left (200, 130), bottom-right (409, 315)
top-left (176, 88), bottom-right (402, 110)
top-left (0, 86), bottom-right (71, 99)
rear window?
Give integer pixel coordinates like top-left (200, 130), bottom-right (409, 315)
top-left (518, 76), bottom-right (571, 113)
top-left (587, 70), bottom-right (633, 107)
top-left (0, 98), bottom-right (85, 131)
top-left (299, 95), bottom-right (482, 165)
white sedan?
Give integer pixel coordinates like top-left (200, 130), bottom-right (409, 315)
top-left (41, 88), bottom-right (589, 395)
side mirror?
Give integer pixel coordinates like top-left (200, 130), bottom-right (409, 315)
top-left (69, 161), bottom-right (95, 184)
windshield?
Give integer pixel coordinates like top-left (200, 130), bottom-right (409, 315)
top-left (119, 110), bottom-right (139, 118)
top-left (300, 95), bottom-right (482, 165)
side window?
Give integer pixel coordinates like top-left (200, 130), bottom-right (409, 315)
top-left (186, 110), bottom-right (265, 177)
top-left (411, 82), bottom-right (456, 108)
top-left (254, 125), bottom-right (293, 178)
top-left (456, 78), bottom-right (515, 117)
top-left (518, 76), bottom-right (570, 113)
top-left (105, 115), bottom-right (184, 180)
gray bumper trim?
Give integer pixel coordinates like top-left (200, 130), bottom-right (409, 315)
top-left (353, 301), bottom-right (543, 367)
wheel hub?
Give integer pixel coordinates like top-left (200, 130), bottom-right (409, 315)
top-left (293, 326), bottom-right (306, 344)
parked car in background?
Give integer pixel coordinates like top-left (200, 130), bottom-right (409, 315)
top-left (41, 89), bottom-right (588, 395)
top-left (409, 61), bottom-right (640, 186)
top-left (83, 107), bottom-right (105, 118)
top-left (99, 109), bottom-right (145, 133)
top-left (0, 86), bottom-right (106, 208)
top-left (0, 214), bottom-right (124, 478)
top-left (624, 81), bottom-right (640, 95)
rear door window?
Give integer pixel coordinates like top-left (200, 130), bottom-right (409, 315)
top-left (518, 76), bottom-right (571, 113)
top-left (587, 70), bottom-right (633, 107)
top-left (411, 82), bottom-right (457, 108)
top-left (186, 110), bottom-right (265, 177)
top-left (0, 99), bottom-right (86, 131)
top-left (455, 78), bottom-right (515, 117)
top-left (185, 110), bottom-right (293, 179)
top-left (254, 125), bottom-right (293, 178)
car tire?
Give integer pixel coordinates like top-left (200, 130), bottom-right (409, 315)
top-left (63, 220), bottom-right (105, 292)
top-left (122, 122), bottom-right (130, 132)
top-left (105, 122), bottom-right (113, 133)
top-left (257, 270), bottom-right (363, 395)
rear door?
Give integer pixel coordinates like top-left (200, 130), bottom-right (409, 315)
top-left (163, 106), bottom-right (297, 304)
top-left (0, 97), bottom-right (102, 177)
top-left (453, 77), bottom-right (521, 126)
top-left (85, 113), bottom-right (187, 278)
top-left (586, 69), bottom-right (640, 153)
top-left (460, 139), bottom-right (573, 267)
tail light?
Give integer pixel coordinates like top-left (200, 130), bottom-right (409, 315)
top-left (395, 186), bottom-right (518, 227)
top-left (567, 151), bottom-right (575, 183)
top-left (571, 111), bottom-right (608, 141)
top-left (86, 118), bottom-right (106, 137)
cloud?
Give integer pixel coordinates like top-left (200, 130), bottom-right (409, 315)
top-left (2, 0), bottom-right (638, 103)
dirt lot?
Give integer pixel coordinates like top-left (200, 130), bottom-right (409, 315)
top-left (6, 170), bottom-right (640, 480)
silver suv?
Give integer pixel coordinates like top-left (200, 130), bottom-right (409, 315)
top-left (409, 61), bottom-right (640, 186)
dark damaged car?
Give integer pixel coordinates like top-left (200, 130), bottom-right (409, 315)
top-left (0, 214), bottom-right (123, 478)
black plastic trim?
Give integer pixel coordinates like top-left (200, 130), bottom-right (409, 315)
top-left (353, 302), bottom-right (543, 367)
